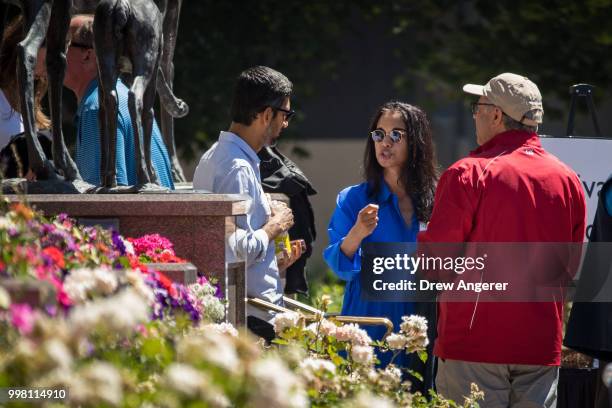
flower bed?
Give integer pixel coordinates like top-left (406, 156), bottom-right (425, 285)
top-left (0, 199), bottom-right (482, 407)
top-left (0, 198), bottom-right (224, 323)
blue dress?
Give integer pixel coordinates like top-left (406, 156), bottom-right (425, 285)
top-left (323, 180), bottom-right (420, 367)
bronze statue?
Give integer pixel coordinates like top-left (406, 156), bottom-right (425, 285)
top-left (2, 0), bottom-right (187, 191)
top-left (157, 0), bottom-right (186, 183)
top-left (94, 0), bottom-right (187, 188)
top-left (7, 0), bottom-right (82, 186)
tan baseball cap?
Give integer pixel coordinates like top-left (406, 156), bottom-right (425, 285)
top-left (463, 73), bottom-right (544, 126)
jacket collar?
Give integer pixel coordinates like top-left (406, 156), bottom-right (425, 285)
top-left (470, 129), bottom-right (541, 156)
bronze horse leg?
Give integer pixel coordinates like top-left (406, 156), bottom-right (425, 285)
top-left (46, 0), bottom-right (80, 180)
top-left (158, 0), bottom-right (186, 183)
top-left (93, 0), bottom-right (120, 187)
top-left (16, 0), bottom-right (56, 180)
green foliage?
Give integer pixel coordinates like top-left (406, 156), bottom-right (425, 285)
top-left (173, 1), bottom-right (373, 158)
top-left (383, 0), bottom-right (612, 107)
top-left (297, 268), bottom-right (344, 314)
top-left (171, 1), bottom-right (612, 156)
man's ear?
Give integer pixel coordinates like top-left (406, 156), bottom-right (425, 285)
top-left (260, 106), bottom-right (273, 125)
top-left (493, 107), bottom-right (504, 125)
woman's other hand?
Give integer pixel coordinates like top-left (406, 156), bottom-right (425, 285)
top-left (340, 203), bottom-right (379, 259)
top-left (353, 203), bottom-right (379, 239)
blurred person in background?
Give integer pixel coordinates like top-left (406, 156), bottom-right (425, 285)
top-left (64, 15), bottom-right (173, 188)
top-left (0, 15), bottom-right (52, 178)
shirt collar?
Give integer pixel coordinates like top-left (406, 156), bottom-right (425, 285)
top-left (376, 179), bottom-right (393, 203)
top-left (470, 129), bottom-right (541, 156)
top-left (76, 79), bottom-right (99, 117)
top-left (218, 131), bottom-right (261, 167)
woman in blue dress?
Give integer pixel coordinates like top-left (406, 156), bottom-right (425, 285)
top-left (323, 101), bottom-right (438, 381)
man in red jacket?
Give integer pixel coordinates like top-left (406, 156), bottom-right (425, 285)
top-left (418, 73), bottom-right (586, 407)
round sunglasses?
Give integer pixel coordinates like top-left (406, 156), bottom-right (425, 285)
top-left (370, 129), bottom-right (406, 143)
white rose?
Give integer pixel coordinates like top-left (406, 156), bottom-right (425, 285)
top-left (400, 315), bottom-right (428, 335)
top-left (250, 357), bottom-right (308, 408)
top-left (64, 267), bottom-right (119, 304)
top-left (350, 391), bottom-right (395, 408)
top-left (318, 319), bottom-right (337, 337)
top-left (0, 216), bottom-right (16, 230)
top-left (272, 311), bottom-right (301, 334)
top-left (0, 286), bottom-right (10, 309)
top-left (351, 345), bottom-right (374, 365)
top-left (43, 339), bottom-right (73, 370)
top-left (125, 269), bottom-right (155, 304)
top-left (79, 362), bottom-right (123, 407)
top-left (69, 288), bottom-right (149, 335)
top-left (385, 333), bottom-right (408, 350)
top-left (202, 322), bottom-right (238, 337)
top-left (165, 363), bottom-right (207, 397)
top-left (334, 323), bottom-right (371, 346)
top-left (299, 357), bottom-right (336, 376)
top-left (202, 295), bottom-right (225, 323)
top-left (177, 331), bottom-right (240, 374)
top-left (380, 365), bottom-right (402, 386)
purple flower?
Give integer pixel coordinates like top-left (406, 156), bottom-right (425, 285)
top-left (112, 230), bottom-right (126, 256)
top-left (45, 304), bottom-right (58, 317)
top-left (214, 284), bottom-right (223, 299)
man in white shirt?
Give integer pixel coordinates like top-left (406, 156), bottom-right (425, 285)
top-left (193, 66), bottom-right (303, 341)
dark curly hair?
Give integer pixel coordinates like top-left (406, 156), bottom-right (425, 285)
top-left (364, 101), bottom-right (438, 222)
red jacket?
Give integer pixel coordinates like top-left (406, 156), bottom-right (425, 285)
top-left (418, 130), bottom-right (586, 365)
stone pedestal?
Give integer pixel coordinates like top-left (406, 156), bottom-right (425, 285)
top-left (0, 279), bottom-right (56, 309)
top-left (10, 193), bottom-right (248, 326)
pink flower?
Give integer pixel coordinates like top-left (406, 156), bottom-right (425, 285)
top-left (10, 303), bottom-right (35, 335)
top-left (128, 234), bottom-right (175, 256)
top-left (136, 324), bottom-right (148, 337)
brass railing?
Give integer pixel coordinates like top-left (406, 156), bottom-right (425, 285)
top-left (246, 296), bottom-right (394, 339)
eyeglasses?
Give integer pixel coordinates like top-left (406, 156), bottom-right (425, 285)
top-left (272, 106), bottom-right (295, 122)
top-left (470, 102), bottom-right (497, 114)
top-left (370, 129), bottom-right (406, 143)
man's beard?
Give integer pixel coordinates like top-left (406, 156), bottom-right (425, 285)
top-left (264, 124), bottom-right (280, 147)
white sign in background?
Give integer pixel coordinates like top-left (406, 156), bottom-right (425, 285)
top-left (540, 136), bottom-right (612, 241)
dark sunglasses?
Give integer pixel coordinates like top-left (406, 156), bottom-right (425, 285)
top-left (272, 106), bottom-right (295, 122)
top-left (470, 102), bottom-right (496, 114)
top-left (370, 128), bottom-right (406, 143)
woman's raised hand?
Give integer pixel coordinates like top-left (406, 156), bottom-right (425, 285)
top-left (353, 203), bottom-right (379, 239)
top-left (340, 203), bottom-right (379, 260)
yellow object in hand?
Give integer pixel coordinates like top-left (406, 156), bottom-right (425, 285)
top-left (275, 232), bottom-right (292, 256)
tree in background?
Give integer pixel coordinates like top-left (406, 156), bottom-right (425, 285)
top-left (3, 1), bottom-right (607, 160)
top-left (172, 1), bottom-right (612, 159)
top-left (173, 1), bottom-right (374, 160)
top-left (387, 0), bottom-right (612, 111)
